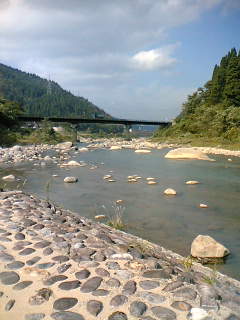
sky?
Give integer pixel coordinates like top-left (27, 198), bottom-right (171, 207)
top-left (0, 0), bottom-right (240, 121)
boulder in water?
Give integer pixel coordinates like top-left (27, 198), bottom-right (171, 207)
top-left (64, 177), bottom-right (78, 183)
top-left (165, 148), bottom-right (215, 161)
top-left (191, 235), bottom-right (230, 258)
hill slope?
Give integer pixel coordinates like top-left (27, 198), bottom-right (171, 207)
top-left (0, 63), bottom-right (110, 118)
top-left (155, 48), bottom-right (240, 144)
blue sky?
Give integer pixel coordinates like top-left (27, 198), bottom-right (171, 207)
top-left (0, 0), bottom-right (239, 120)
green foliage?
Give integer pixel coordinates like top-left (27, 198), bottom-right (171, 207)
top-left (155, 48), bottom-right (240, 144)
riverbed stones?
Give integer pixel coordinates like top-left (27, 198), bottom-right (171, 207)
top-left (75, 269), bottom-right (90, 280)
top-left (139, 280), bottom-right (160, 290)
top-left (130, 300), bottom-right (147, 316)
top-left (13, 280), bottom-right (33, 290)
top-left (86, 300), bottom-right (103, 316)
top-left (171, 301), bottom-right (192, 311)
top-left (108, 312), bottom-right (128, 320)
top-left (191, 235), bottom-right (230, 258)
top-left (105, 278), bottom-right (121, 288)
top-left (64, 177), bottom-right (78, 183)
top-left (7, 260), bottom-right (25, 269)
top-left (58, 280), bottom-right (81, 290)
top-left (25, 314), bottom-right (46, 320)
top-left (143, 269), bottom-right (171, 279)
top-left (53, 297), bottom-right (78, 310)
top-left (122, 280), bottom-right (137, 295)
top-left (151, 306), bottom-right (177, 319)
top-left (19, 247), bottom-right (36, 255)
top-left (173, 287), bottom-right (197, 300)
top-left (164, 188), bottom-right (177, 195)
top-left (80, 276), bottom-right (102, 292)
top-left (110, 294), bottom-right (128, 307)
top-left (43, 275), bottom-right (68, 286)
top-left (138, 291), bottom-right (166, 304)
top-left (51, 311), bottom-right (85, 320)
top-left (0, 271), bottom-right (20, 285)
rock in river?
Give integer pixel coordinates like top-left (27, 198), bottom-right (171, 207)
top-left (191, 235), bottom-right (230, 258)
top-left (64, 177), bottom-right (78, 183)
top-left (165, 148), bottom-right (214, 161)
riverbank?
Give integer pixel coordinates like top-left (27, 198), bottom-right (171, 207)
top-left (0, 190), bottom-right (239, 320)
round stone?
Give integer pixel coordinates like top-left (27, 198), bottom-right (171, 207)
top-left (25, 313), bottom-right (46, 320)
top-left (173, 287), bottom-right (197, 300)
top-left (75, 269), bottom-right (90, 280)
top-left (80, 277), bottom-right (102, 293)
top-left (58, 280), bottom-right (81, 290)
top-left (15, 233), bottom-right (25, 240)
top-left (95, 268), bottom-right (110, 277)
top-left (7, 261), bottom-right (25, 270)
top-left (92, 289), bottom-right (109, 296)
top-left (58, 264), bottom-right (72, 274)
top-left (138, 291), bottom-right (166, 304)
top-left (114, 270), bottom-right (133, 280)
top-left (53, 297), bottom-right (78, 311)
top-left (106, 261), bottom-right (120, 269)
top-left (110, 295), bottom-right (128, 307)
top-left (25, 314), bottom-right (46, 320)
top-left (143, 269), bottom-right (171, 279)
top-left (26, 256), bottom-right (41, 265)
top-left (51, 311), bottom-right (85, 320)
top-left (43, 247), bottom-right (53, 256)
top-left (105, 278), bottom-right (121, 288)
top-left (19, 248), bottom-right (36, 256)
top-left (87, 300), bottom-right (103, 316)
top-left (130, 301), bottom-right (147, 317)
top-left (108, 312), bottom-right (127, 320)
top-left (163, 280), bottom-right (183, 292)
top-left (52, 255), bottom-right (69, 263)
top-left (0, 271), bottom-right (20, 285)
top-left (122, 280), bottom-right (136, 295)
top-left (0, 252), bottom-right (14, 262)
top-left (13, 281), bottom-right (33, 290)
top-left (151, 306), bottom-right (176, 319)
top-left (44, 275), bottom-right (68, 286)
top-left (34, 241), bottom-right (51, 249)
top-left (171, 301), bottom-right (192, 311)
top-left (5, 299), bottom-right (15, 311)
top-left (37, 263), bottom-right (55, 269)
top-left (139, 280), bottom-right (160, 290)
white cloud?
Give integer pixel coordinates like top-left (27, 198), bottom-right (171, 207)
top-left (131, 44), bottom-right (179, 71)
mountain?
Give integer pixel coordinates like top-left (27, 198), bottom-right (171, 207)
top-left (155, 48), bottom-right (240, 143)
top-left (0, 63), bottom-right (110, 118)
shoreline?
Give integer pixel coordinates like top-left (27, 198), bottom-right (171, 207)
top-left (0, 190), bottom-right (239, 319)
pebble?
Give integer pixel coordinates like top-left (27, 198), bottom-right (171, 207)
top-left (7, 261), bottom-right (25, 269)
top-left (143, 269), bottom-right (171, 279)
top-left (19, 248), bottom-right (36, 255)
top-left (75, 269), bottom-right (90, 280)
top-left (87, 300), bottom-right (103, 316)
top-left (13, 281), bottom-right (33, 290)
top-left (92, 289), bottom-right (109, 296)
top-left (0, 271), bottom-right (20, 285)
top-left (44, 275), bottom-right (68, 286)
top-left (173, 287), bottom-right (197, 300)
top-left (114, 269), bottom-right (133, 280)
top-left (53, 297), bottom-right (78, 310)
top-left (51, 311), bottom-right (85, 320)
top-left (151, 306), bottom-right (177, 319)
top-left (138, 291), bottom-right (166, 304)
top-left (57, 263), bottom-right (72, 273)
top-left (171, 300), bottom-right (192, 311)
top-left (26, 256), bottom-right (41, 265)
top-left (110, 295), bottom-right (128, 307)
top-left (25, 313), bottom-right (46, 320)
top-left (108, 312), bottom-right (128, 320)
top-left (130, 301), bottom-right (147, 317)
top-left (58, 280), bottom-right (81, 290)
top-left (122, 280), bottom-right (137, 295)
top-left (139, 280), bottom-right (160, 290)
top-left (105, 278), bottom-right (121, 288)
top-left (80, 276), bottom-right (102, 293)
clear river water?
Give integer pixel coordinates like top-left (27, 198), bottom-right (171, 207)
top-left (1, 145), bottom-right (240, 280)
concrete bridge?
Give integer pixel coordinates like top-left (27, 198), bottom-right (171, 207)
top-left (18, 116), bottom-right (171, 127)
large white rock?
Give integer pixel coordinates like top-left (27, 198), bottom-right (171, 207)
top-left (65, 160), bottom-right (81, 166)
top-left (191, 235), bottom-right (230, 258)
top-left (164, 188), bottom-right (177, 195)
top-left (165, 148), bottom-right (214, 161)
top-left (78, 147), bottom-right (89, 152)
top-left (135, 149), bottom-right (151, 154)
top-left (186, 180), bottom-right (200, 185)
top-left (55, 141), bottom-right (73, 150)
top-left (2, 175), bottom-right (16, 181)
top-left (64, 176), bottom-right (78, 183)
top-left (110, 146), bottom-right (122, 150)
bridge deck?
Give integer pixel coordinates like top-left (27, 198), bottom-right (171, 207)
top-left (18, 116), bottom-right (171, 126)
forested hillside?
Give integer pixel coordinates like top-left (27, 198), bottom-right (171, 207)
top-left (0, 63), bottom-right (109, 118)
top-left (155, 48), bottom-right (240, 143)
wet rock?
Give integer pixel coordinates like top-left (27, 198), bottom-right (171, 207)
top-left (151, 306), bottom-right (177, 319)
top-left (13, 280), bottom-right (33, 290)
top-left (95, 268), bottom-right (110, 277)
top-left (0, 271), bottom-right (20, 285)
top-left (19, 248), bottom-right (36, 255)
top-left (26, 256), bottom-right (41, 265)
top-left (138, 291), bottom-right (166, 304)
top-left (173, 287), bottom-right (197, 300)
top-left (108, 311), bottom-right (128, 320)
top-left (87, 300), bottom-right (103, 316)
top-left (43, 275), bottom-right (68, 286)
top-left (53, 297), bottom-right (78, 310)
top-left (7, 261), bottom-right (25, 270)
top-left (139, 280), bottom-right (160, 290)
top-left (75, 269), bottom-right (90, 280)
top-left (92, 289), bottom-right (109, 296)
top-left (171, 301), bottom-right (192, 311)
top-left (58, 280), bottom-right (81, 290)
top-left (110, 295), bottom-right (128, 307)
top-left (105, 278), bottom-right (121, 288)
top-left (130, 301), bottom-right (147, 317)
top-left (114, 269), bottom-right (133, 280)
top-left (122, 280), bottom-right (137, 295)
top-left (80, 276), bottom-right (102, 293)
top-left (143, 269), bottom-right (171, 279)
top-left (25, 313), bottom-right (46, 320)
top-left (5, 299), bottom-right (15, 311)
top-left (51, 311), bottom-right (85, 320)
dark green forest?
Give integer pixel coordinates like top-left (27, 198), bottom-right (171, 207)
top-left (0, 63), bottom-right (109, 118)
top-left (155, 48), bottom-right (240, 145)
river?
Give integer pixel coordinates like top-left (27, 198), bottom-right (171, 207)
top-left (1, 144), bottom-right (240, 280)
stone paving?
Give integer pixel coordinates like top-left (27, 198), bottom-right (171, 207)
top-left (0, 191), bottom-right (239, 320)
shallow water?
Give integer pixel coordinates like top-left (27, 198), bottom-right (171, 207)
top-left (1, 146), bottom-right (240, 280)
